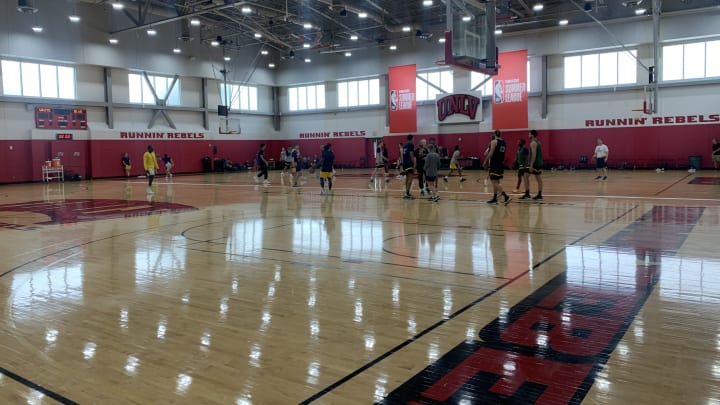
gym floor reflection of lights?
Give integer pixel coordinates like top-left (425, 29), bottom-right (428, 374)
top-left (0, 170), bottom-right (719, 404)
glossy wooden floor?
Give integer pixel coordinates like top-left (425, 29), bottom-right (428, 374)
top-left (0, 169), bottom-right (719, 404)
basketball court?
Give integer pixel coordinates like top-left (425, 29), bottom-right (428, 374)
top-left (0, 168), bottom-right (719, 404)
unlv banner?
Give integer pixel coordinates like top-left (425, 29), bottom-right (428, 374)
top-left (388, 64), bottom-right (417, 133)
top-left (435, 91), bottom-right (483, 124)
top-left (492, 50), bottom-right (528, 130)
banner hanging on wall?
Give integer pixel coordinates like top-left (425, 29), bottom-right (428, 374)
top-left (388, 64), bottom-right (417, 133)
top-left (435, 91), bottom-right (483, 124)
top-left (492, 50), bottom-right (528, 130)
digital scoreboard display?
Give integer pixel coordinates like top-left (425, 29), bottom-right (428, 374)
top-left (35, 107), bottom-right (87, 130)
top-left (56, 133), bottom-right (73, 140)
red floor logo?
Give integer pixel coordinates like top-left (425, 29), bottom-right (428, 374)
top-left (0, 199), bottom-right (196, 230)
top-left (379, 206), bottom-right (703, 404)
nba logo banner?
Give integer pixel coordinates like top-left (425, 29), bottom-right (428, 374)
top-left (388, 64), bottom-right (417, 133)
top-left (492, 50), bottom-right (528, 130)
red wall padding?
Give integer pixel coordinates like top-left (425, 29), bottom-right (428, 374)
top-left (1, 123), bottom-right (717, 183)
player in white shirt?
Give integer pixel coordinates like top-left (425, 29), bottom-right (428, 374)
top-left (593, 138), bottom-right (609, 181)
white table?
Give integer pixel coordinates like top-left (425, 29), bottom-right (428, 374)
top-left (42, 165), bottom-right (64, 182)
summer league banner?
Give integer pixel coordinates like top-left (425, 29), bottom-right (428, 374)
top-left (492, 50), bottom-right (528, 130)
top-left (388, 64), bottom-right (417, 133)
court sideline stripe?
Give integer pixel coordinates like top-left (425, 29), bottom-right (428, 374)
top-left (0, 366), bottom-right (79, 405)
top-left (654, 172), bottom-right (692, 196)
top-left (298, 204), bottom-right (640, 404)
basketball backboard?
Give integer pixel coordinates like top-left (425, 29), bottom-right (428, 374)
top-left (441, 5), bottom-right (498, 76)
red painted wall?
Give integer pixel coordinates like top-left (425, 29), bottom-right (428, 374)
top-left (0, 123), bottom-right (718, 183)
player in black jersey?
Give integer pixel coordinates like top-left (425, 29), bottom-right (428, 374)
top-left (484, 130), bottom-right (511, 205)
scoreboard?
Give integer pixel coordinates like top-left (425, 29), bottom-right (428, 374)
top-left (35, 107), bottom-right (88, 130)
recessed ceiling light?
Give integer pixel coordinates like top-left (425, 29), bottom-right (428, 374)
top-left (389, 45), bottom-right (397, 50)
top-left (304, 58), bottom-right (311, 63)
top-left (254, 33), bottom-right (262, 38)
top-left (402, 26), bottom-right (411, 32)
top-left (112, 2), bottom-right (124, 10)
top-left (423, 0), bottom-right (433, 6)
top-left (559, 19), bottom-right (569, 26)
top-left (147, 29), bottom-right (157, 36)
top-left (533, 3), bottom-right (544, 11)
top-left (345, 52), bottom-right (352, 57)
top-left (303, 23), bottom-right (312, 29)
top-left (68, 15), bottom-right (80, 23)
top-left (350, 34), bottom-right (358, 41)
top-left (635, 8), bottom-right (646, 14)
top-left (303, 43), bottom-right (311, 48)
top-left (462, 15), bottom-right (472, 22)
top-left (32, 26), bottom-right (43, 33)
top-left (268, 63), bottom-right (275, 68)
top-left (261, 49), bottom-right (269, 55)
top-left (109, 38), bottom-right (119, 44)
top-left (358, 12), bottom-right (368, 18)
top-left (494, 29), bottom-right (502, 35)
top-left (224, 56), bottom-right (231, 61)
top-left (438, 37), bottom-right (446, 43)
top-left (210, 40), bottom-right (220, 46)
top-left (190, 18), bottom-right (200, 26)
top-left (173, 48), bottom-right (181, 54)
top-left (241, 6), bottom-right (252, 14)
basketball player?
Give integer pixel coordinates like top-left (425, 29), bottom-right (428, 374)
top-left (528, 130), bottom-right (544, 200)
top-left (401, 134), bottom-right (416, 199)
top-left (121, 153), bottom-right (131, 177)
top-left (712, 138), bottom-right (720, 169)
top-left (443, 145), bottom-right (466, 183)
top-left (415, 139), bottom-right (429, 195)
top-left (424, 144), bottom-right (441, 201)
top-left (255, 143), bottom-right (270, 185)
top-left (370, 139), bottom-right (389, 182)
top-left (484, 130), bottom-right (511, 205)
top-left (319, 143), bottom-right (335, 194)
top-left (593, 138), bottom-right (609, 181)
top-left (143, 145), bottom-right (159, 194)
top-left (514, 139), bottom-right (530, 195)
top-left (161, 153), bottom-right (174, 180)
top-left (291, 144), bottom-right (302, 187)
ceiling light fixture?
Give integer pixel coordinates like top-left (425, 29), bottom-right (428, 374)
top-left (147, 29), bottom-right (157, 36)
top-left (345, 52), bottom-right (352, 57)
top-left (109, 38), bottom-right (119, 44)
top-left (350, 34), bottom-right (358, 41)
top-left (389, 45), bottom-right (397, 50)
top-left (173, 48), bottom-right (181, 54)
top-left (423, 0), bottom-right (433, 6)
top-left (635, 8), bottom-right (647, 14)
top-left (303, 23), bottom-right (312, 29)
top-left (268, 63), bottom-right (275, 68)
top-left (495, 29), bottom-right (502, 35)
top-left (559, 19), bottom-right (569, 26)
top-left (303, 43), bottom-right (311, 48)
top-left (254, 33), bottom-right (262, 38)
top-left (32, 26), bottom-right (43, 33)
top-left (210, 40), bottom-right (220, 46)
top-left (438, 38), bottom-right (446, 43)
top-left (68, 15), bottom-right (80, 22)
top-left (190, 18), bottom-right (200, 26)
top-left (533, 3), bottom-right (544, 11)
top-left (462, 15), bottom-right (472, 22)
top-left (261, 50), bottom-right (269, 55)
top-left (402, 26), bottom-right (411, 32)
top-left (112, 2), bottom-right (124, 10)
top-left (304, 58), bottom-right (311, 63)
top-left (224, 56), bottom-right (231, 61)
top-left (241, 6), bottom-right (252, 13)
top-left (358, 12), bottom-right (368, 18)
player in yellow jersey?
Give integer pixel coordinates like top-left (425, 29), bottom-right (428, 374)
top-left (143, 145), bottom-right (159, 194)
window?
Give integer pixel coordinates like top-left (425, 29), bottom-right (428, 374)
top-left (564, 50), bottom-right (637, 89)
top-left (219, 83), bottom-right (258, 111)
top-left (1, 60), bottom-right (76, 99)
top-left (471, 61), bottom-right (532, 95)
top-left (128, 73), bottom-right (181, 105)
top-left (288, 84), bottom-right (325, 111)
top-left (663, 40), bottom-right (720, 81)
top-left (416, 70), bottom-right (453, 101)
top-left (338, 78), bottom-right (380, 108)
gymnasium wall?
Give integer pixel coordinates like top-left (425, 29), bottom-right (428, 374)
top-left (0, 4), bottom-right (719, 183)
